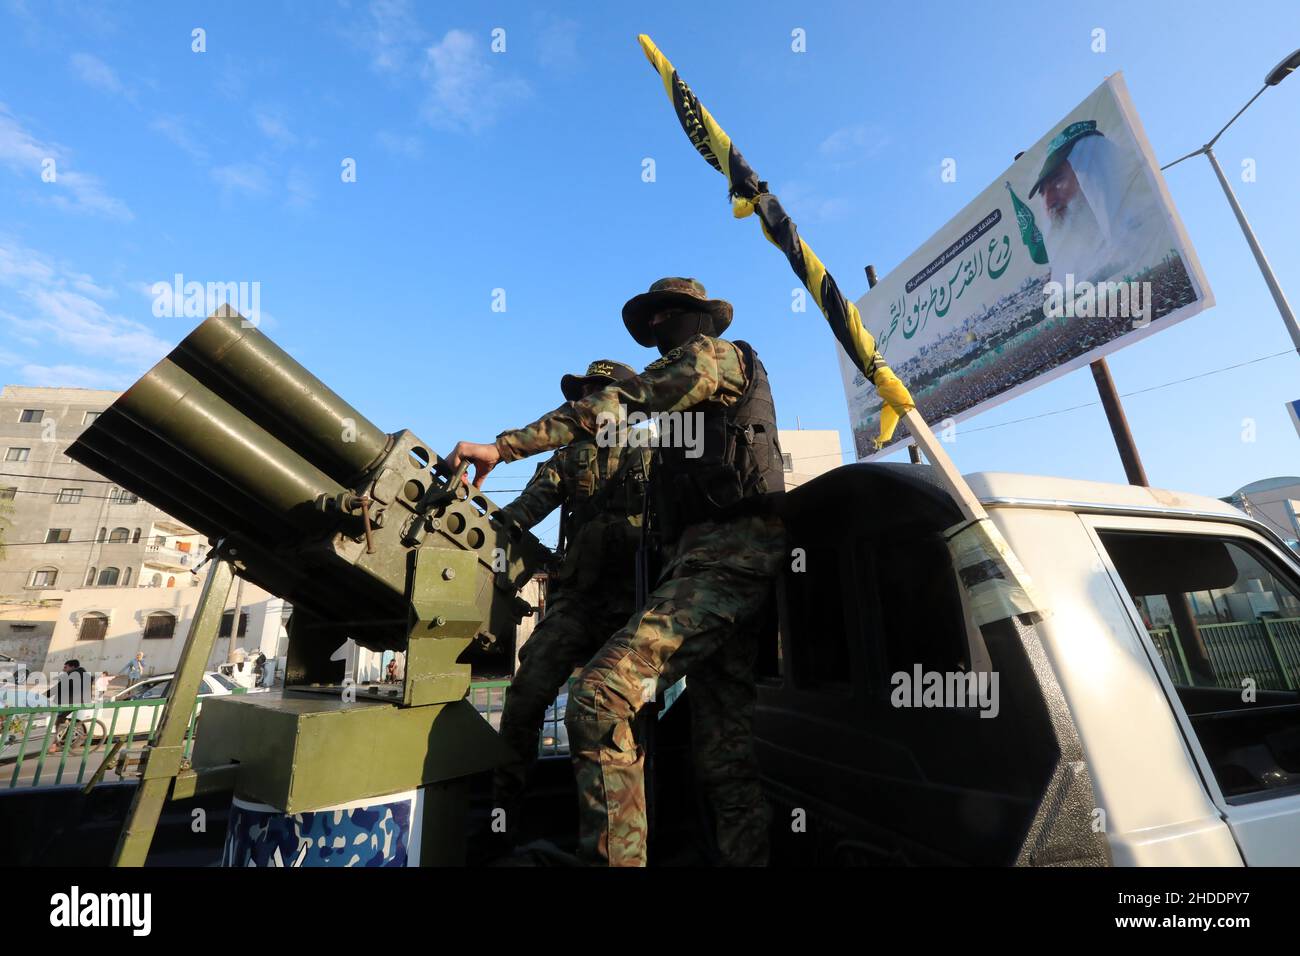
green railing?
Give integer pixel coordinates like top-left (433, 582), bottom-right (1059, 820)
top-left (1147, 617), bottom-right (1300, 690)
top-left (2, 681), bottom-right (565, 790)
top-left (467, 679), bottom-right (569, 757)
top-left (0, 698), bottom-right (201, 790)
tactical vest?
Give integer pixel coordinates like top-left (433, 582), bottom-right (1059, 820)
top-left (556, 442), bottom-right (650, 593)
top-left (652, 340), bottom-right (785, 542)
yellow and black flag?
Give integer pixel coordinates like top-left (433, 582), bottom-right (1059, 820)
top-left (637, 34), bottom-right (915, 449)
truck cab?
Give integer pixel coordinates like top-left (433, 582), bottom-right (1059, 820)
top-left (760, 463), bottom-right (1300, 866)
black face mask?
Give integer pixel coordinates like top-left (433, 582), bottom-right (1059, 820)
top-left (652, 310), bottom-right (714, 355)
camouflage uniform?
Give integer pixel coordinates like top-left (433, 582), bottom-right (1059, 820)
top-left (493, 409), bottom-right (651, 835)
top-left (496, 332), bottom-right (785, 866)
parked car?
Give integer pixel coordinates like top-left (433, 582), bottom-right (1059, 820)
top-left (540, 691), bottom-right (569, 756)
top-left (90, 671), bottom-right (252, 738)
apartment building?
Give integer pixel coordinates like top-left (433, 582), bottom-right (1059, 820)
top-left (0, 385), bottom-right (287, 676)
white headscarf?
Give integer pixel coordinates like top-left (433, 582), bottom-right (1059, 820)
top-left (1041, 133), bottom-right (1167, 286)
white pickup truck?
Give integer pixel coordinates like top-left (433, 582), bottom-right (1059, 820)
top-left (758, 465), bottom-right (1300, 867)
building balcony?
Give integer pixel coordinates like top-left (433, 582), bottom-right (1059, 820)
top-left (142, 543), bottom-right (195, 571)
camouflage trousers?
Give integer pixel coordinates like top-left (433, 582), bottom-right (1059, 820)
top-left (493, 588), bottom-right (635, 833)
top-left (565, 512), bottom-right (785, 867)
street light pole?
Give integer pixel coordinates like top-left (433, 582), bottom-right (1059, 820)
top-left (1202, 145), bottom-right (1300, 355)
top-left (1161, 47), bottom-right (1300, 357)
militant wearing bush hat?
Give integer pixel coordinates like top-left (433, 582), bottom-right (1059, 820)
top-left (560, 359), bottom-right (638, 402)
top-left (622, 277), bottom-right (734, 350)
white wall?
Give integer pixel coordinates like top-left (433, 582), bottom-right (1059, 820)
top-left (39, 579), bottom-right (286, 679)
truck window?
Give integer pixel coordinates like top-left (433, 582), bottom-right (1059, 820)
top-left (785, 542), bottom-right (851, 687)
top-left (1100, 530), bottom-right (1300, 803)
top-left (868, 532), bottom-right (970, 685)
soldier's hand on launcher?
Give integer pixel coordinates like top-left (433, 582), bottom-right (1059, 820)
top-left (447, 440), bottom-right (500, 488)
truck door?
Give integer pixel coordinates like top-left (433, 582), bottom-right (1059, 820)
top-left (1089, 516), bottom-right (1300, 865)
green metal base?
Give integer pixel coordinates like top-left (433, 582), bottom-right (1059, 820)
top-left (191, 692), bottom-right (512, 814)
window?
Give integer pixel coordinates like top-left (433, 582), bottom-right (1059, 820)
top-left (18, 409), bottom-right (43, 423)
top-left (78, 613), bottom-right (108, 642)
top-left (97, 567), bottom-right (120, 586)
top-left (1101, 530), bottom-right (1300, 802)
top-left (55, 488), bottom-right (83, 504)
top-left (782, 452), bottom-right (794, 472)
top-left (85, 567), bottom-right (96, 587)
top-left (871, 532), bottom-right (971, 680)
top-left (143, 612), bottom-right (177, 640)
top-left (29, 567), bottom-right (57, 587)
top-left (149, 573), bottom-right (162, 588)
top-left (44, 528), bottom-right (71, 543)
top-left (207, 673), bottom-right (237, 692)
top-left (107, 527), bottom-right (129, 543)
top-left (109, 488), bottom-right (139, 504)
top-left (83, 411), bottom-right (102, 425)
top-left (0, 487), bottom-right (16, 501)
top-left (122, 567), bottom-right (132, 586)
top-left (219, 611), bottom-right (249, 638)
top-left (137, 679), bottom-right (171, 700)
top-left (786, 541), bottom-right (852, 686)
top-left (132, 528), bottom-right (141, 543)
top-left (5, 447), bottom-right (30, 462)
top-left (97, 528), bottom-right (107, 542)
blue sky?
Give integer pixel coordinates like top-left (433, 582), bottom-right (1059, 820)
top-left (1, 0), bottom-right (1297, 545)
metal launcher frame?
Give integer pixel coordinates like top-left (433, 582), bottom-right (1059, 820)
top-left (68, 305), bottom-right (552, 864)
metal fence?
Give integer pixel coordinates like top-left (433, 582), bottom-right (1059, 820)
top-left (1, 680), bottom-right (568, 791)
top-left (467, 679), bottom-right (569, 757)
top-left (0, 698), bottom-right (199, 790)
top-left (1148, 617), bottom-right (1300, 690)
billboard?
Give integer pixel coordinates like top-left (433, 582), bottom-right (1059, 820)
top-left (840, 73), bottom-right (1213, 460)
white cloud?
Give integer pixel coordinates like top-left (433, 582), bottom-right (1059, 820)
top-left (150, 115), bottom-right (209, 163)
top-left (0, 102), bottom-right (133, 219)
top-left (775, 180), bottom-right (851, 224)
top-left (211, 162), bottom-right (271, 196)
top-left (284, 168), bottom-right (315, 209)
top-left (376, 130), bottom-right (422, 157)
top-left (420, 29), bottom-right (530, 133)
top-left (16, 363), bottom-right (131, 389)
top-left (536, 19), bottom-right (579, 70)
top-left (70, 52), bottom-right (124, 95)
top-left (818, 124), bottom-right (891, 168)
top-left (254, 110), bottom-right (297, 148)
top-left (359, 0), bottom-right (424, 74)
top-left (0, 236), bottom-right (171, 370)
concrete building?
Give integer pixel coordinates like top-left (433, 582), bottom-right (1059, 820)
top-left (0, 386), bottom-right (218, 598)
top-left (0, 384), bottom-right (289, 680)
top-left (40, 584), bottom-right (288, 681)
top-left (777, 429), bottom-right (843, 490)
top-left (1223, 476), bottom-right (1300, 552)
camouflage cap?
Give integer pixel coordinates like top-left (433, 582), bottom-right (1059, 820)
top-left (621, 277), bottom-right (734, 347)
top-left (1028, 120), bottom-right (1104, 198)
top-left (560, 358), bottom-right (637, 401)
